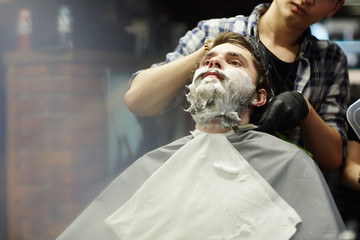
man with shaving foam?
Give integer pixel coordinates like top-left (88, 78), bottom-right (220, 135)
top-left (126, 1), bottom-right (349, 174)
top-left (57, 32), bottom-right (344, 240)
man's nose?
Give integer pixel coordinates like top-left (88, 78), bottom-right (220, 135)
top-left (208, 58), bottom-right (222, 69)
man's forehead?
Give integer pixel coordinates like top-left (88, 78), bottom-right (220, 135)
top-left (210, 43), bottom-right (251, 57)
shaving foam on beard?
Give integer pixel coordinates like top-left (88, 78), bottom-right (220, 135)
top-left (192, 68), bottom-right (225, 96)
top-left (186, 68), bottom-right (255, 129)
top-left (224, 68), bottom-right (256, 109)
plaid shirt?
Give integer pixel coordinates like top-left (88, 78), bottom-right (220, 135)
top-left (133, 4), bottom-right (350, 157)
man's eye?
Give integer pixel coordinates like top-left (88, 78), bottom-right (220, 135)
top-left (230, 61), bottom-right (241, 66)
top-left (202, 60), bottom-right (210, 66)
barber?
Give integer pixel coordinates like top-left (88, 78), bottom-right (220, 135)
top-left (125, 0), bottom-right (349, 173)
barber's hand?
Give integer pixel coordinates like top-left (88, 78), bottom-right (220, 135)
top-left (254, 91), bottom-right (309, 133)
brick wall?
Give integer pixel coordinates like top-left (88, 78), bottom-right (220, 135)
top-left (4, 50), bottom-right (124, 240)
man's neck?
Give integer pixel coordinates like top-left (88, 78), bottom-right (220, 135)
top-left (195, 122), bottom-right (233, 133)
top-left (195, 113), bottom-right (251, 133)
top-left (258, 5), bottom-right (303, 62)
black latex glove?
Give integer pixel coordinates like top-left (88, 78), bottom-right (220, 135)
top-left (254, 91), bottom-right (309, 133)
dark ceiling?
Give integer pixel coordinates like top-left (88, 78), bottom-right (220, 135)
top-left (149, 0), bottom-right (272, 28)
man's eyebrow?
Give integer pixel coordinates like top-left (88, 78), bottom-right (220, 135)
top-left (201, 50), bottom-right (249, 67)
top-left (227, 51), bottom-right (249, 67)
top-left (202, 51), bottom-right (216, 60)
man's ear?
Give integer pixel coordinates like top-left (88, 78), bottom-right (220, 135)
top-left (250, 89), bottom-right (267, 107)
top-left (326, 0), bottom-right (344, 18)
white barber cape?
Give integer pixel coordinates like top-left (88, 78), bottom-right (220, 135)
top-left (57, 130), bottom-right (345, 240)
top-left (105, 130), bottom-right (301, 239)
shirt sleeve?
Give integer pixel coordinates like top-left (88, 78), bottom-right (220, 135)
top-left (128, 17), bottom-right (244, 86)
top-left (127, 20), bottom-right (209, 87)
top-left (128, 19), bottom-right (228, 113)
top-left (319, 43), bottom-right (350, 161)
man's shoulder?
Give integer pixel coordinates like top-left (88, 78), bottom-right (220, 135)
top-left (228, 130), bottom-right (316, 170)
top-left (229, 130), bottom-right (309, 156)
top-left (306, 35), bottom-right (347, 57)
top-left (228, 130), bottom-right (287, 142)
top-left (146, 135), bottom-right (192, 155)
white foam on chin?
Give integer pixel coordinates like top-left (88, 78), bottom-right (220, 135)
top-left (186, 68), bottom-right (255, 129)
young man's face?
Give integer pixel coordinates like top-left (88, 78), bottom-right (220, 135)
top-left (274, 0), bottom-right (343, 29)
top-left (185, 43), bottom-right (259, 128)
top-left (197, 43), bottom-right (258, 85)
